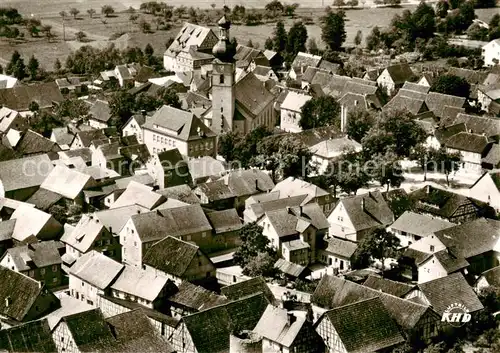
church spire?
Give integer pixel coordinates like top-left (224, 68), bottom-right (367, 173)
top-left (212, 15), bottom-right (234, 62)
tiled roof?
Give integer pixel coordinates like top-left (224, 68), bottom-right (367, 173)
top-left (323, 237), bottom-right (358, 259)
top-left (248, 194), bottom-right (308, 220)
top-left (291, 52), bottom-right (322, 71)
top-left (425, 92), bottom-right (466, 118)
top-left (157, 184), bottom-right (200, 204)
top-left (219, 169), bottom-right (275, 197)
top-left (402, 81), bottom-right (430, 93)
top-left (10, 205), bottom-right (61, 242)
top-left (338, 191), bottom-right (394, 232)
top-left (165, 23), bottom-right (214, 57)
top-left (445, 132), bottom-right (491, 154)
top-left (389, 211), bottom-right (455, 237)
top-left (88, 100), bottom-right (111, 123)
top-left (383, 95), bottom-right (428, 115)
top-left (26, 188), bottom-right (63, 211)
top-left (5, 241), bottom-right (62, 272)
top-left (482, 145), bottom-right (500, 168)
top-left (221, 276), bottom-right (275, 305)
top-left (266, 203), bottom-right (329, 237)
top-left (363, 276), bottom-right (415, 297)
top-left (111, 181), bottom-right (165, 210)
top-left (448, 67), bottom-right (488, 85)
top-left (281, 91), bottom-right (312, 112)
top-left (0, 219), bottom-right (16, 242)
top-left (0, 319), bottom-right (57, 353)
top-left (323, 297), bottom-right (405, 353)
top-left (75, 129), bottom-right (107, 147)
top-left (182, 293), bottom-right (269, 353)
top-left (383, 63), bottom-right (414, 84)
top-left (418, 273), bottom-right (483, 315)
top-left (111, 265), bottom-right (170, 302)
top-left (235, 72), bottom-right (276, 117)
top-left (69, 251), bottom-right (123, 290)
top-left (61, 214), bottom-right (105, 253)
top-left (274, 258), bottom-right (308, 277)
top-left (157, 203), bottom-right (212, 235)
top-left (435, 123), bottom-right (467, 144)
top-left (206, 209), bottom-right (242, 234)
top-left (16, 130), bottom-right (59, 155)
top-left (311, 275), bottom-right (437, 330)
top-left (310, 137), bottom-right (362, 159)
top-left (41, 165), bottom-right (93, 200)
top-left (427, 249), bottom-right (470, 273)
top-left (479, 266), bottom-right (500, 287)
top-left (143, 236), bottom-right (207, 278)
top-left (0, 82), bottom-right (64, 111)
top-left (168, 281), bottom-right (227, 311)
top-left (442, 113), bottom-right (500, 138)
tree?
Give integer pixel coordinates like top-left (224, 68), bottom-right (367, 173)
top-left (284, 3), bottom-right (299, 17)
top-left (6, 51), bottom-right (26, 80)
top-left (29, 101), bottom-right (40, 115)
top-left (272, 20), bottom-right (288, 53)
top-left (243, 252), bottom-right (277, 277)
top-left (370, 152), bottom-right (405, 192)
top-left (41, 25), bottom-right (52, 39)
top-left (69, 8), bottom-right (80, 19)
top-left (378, 110), bottom-right (427, 157)
top-left (433, 147), bottom-right (461, 186)
top-left (27, 55), bottom-right (39, 79)
top-left (233, 222), bottom-right (274, 267)
top-left (0, 65), bottom-right (3, 74)
top-left (431, 74), bottom-right (471, 97)
top-left (139, 18), bottom-right (151, 33)
top-left (75, 31), bottom-right (87, 42)
top-left (264, 37), bottom-right (274, 50)
top-left (436, 0), bottom-right (449, 18)
top-left (101, 5), bottom-right (115, 17)
top-left (474, 0), bottom-right (496, 8)
top-left (307, 37), bottom-right (319, 54)
top-left (129, 13), bottom-right (139, 23)
top-left (246, 39), bottom-right (254, 48)
top-left (353, 228), bottom-right (401, 276)
top-left (348, 0), bottom-right (359, 8)
top-left (134, 93), bottom-right (162, 112)
top-left (321, 9), bottom-right (346, 51)
top-left (334, 0), bottom-right (346, 8)
top-left (145, 43), bottom-right (154, 57)
top-left (411, 1), bottom-right (436, 40)
top-left (56, 99), bottom-right (89, 120)
top-left (410, 144), bottom-right (436, 181)
top-left (156, 87), bottom-right (181, 108)
top-left (218, 131), bottom-right (240, 162)
top-left (59, 10), bottom-right (67, 19)
top-left (109, 91), bottom-right (135, 128)
top-left (346, 110), bottom-right (375, 142)
top-left (287, 21), bottom-right (308, 58)
top-left (354, 30), bottom-right (363, 46)
top-left (490, 13), bottom-right (500, 28)
top-left (324, 148), bottom-right (369, 197)
top-left (265, 0), bottom-right (284, 18)
top-left (467, 22), bottom-right (489, 40)
top-left (87, 8), bottom-right (96, 18)
top-left (300, 95), bottom-right (340, 130)
top-left (366, 26), bottom-right (382, 50)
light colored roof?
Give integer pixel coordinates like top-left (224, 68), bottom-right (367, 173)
top-left (389, 211), bottom-right (455, 237)
top-left (45, 293), bottom-right (95, 330)
top-left (272, 176), bottom-right (329, 204)
top-left (111, 265), bottom-right (169, 302)
top-left (61, 214), bottom-right (105, 253)
top-left (41, 165), bottom-right (93, 200)
top-left (165, 23), bottom-right (214, 56)
top-left (310, 137), bottom-right (362, 159)
top-left (69, 251), bottom-right (123, 290)
top-left (110, 181), bottom-right (165, 210)
top-left (280, 91), bottom-right (312, 112)
top-left (253, 305), bottom-right (307, 347)
top-left (94, 204), bottom-right (148, 234)
top-left (10, 205), bottom-right (55, 242)
top-left (0, 155), bottom-right (54, 192)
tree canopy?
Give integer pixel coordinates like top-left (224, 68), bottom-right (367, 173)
top-left (300, 95), bottom-right (341, 130)
top-left (321, 9), bottom-right (346, 51)
top-left (430, 74), bottom-right (471, 97)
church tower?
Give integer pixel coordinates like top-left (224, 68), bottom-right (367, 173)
top-left (211, 15), bottom-right (236, 135)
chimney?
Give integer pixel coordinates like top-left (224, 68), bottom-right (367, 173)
top-left (255, 179), bottom-right (259, 191)
top-left (109, 226), bottom-right (113, 234)
top-left (361, 198), bottom-right (365, 211)
top-left (5, 297), bottom-right (12, 307)
top-left (426, 185), bottom-right (431, 194)
top-left (286, 312), bottom-right (296, 326)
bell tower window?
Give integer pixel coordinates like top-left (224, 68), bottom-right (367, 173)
top-left (220, 75), bottom-right (224, 84)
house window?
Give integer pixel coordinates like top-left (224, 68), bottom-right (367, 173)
top-left (430, 245), bottom-right (435, 252)
top-left (40, 268), bottom-right (45, 275)
top-left (52, 265), bottom-right (57, 272)
top-left (220, 75), bottom-right (225, 84)
top-left (202, 232), bottom-right (206, 238)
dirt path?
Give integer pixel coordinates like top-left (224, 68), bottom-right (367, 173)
top-left (41, 19), bottom-right (110, 41)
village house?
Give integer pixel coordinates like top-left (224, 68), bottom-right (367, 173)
top-left (327, 191), bottom-right (395, 242)
top-left (9, 204), bottom-right (63, 243)
top-left (187, 155), bottom-right (226, 185)
top-left (469, 172), bottom-right (500, 212)
top-left (220, 276), bottom-right (276, 305)
top-left (475, 266), bottom-right (500, 291)
top-left (288, 52), bottom-right (322, 81)
top-left (157, 184), bottom-right (200, 205)
top-left (70, 129), bottom-right (107, 149)
top-left (234, 44), bottom-right (269, 71)
top-left (146, 148), bottom-right (191, 189)
top-left (252, 65), bottom-right (279, 82)
top-left (317, 236), bottom-right (358, 272)
top-left (142, 105), bottom-right (216, 158)
top-left (205, 208), bottom-right (243, 253)
top-left (86, 99), bottom-right (112, 129)
top-left (482, 38), bottom-right (500, 66)
top-left (0, 154), bottom-right (54, 201)
top-left (100, 63), bottom-right (140, 88)
top-left (310, 137), bottom-right (362, 175)
top-left (0, 318), bottom-right (57, 352)
top-left (0, 266), bottom-right (60, 327)
top-left (363, 275), bottom-right (416, 298)
top-left (69, 250), bottom-right (124, 307)
top-left (0, 107), bottom-right (27, 134)
top-left (0, 74), bottom-right (18, 89)
top-left (109, 181), bottom-right (167, 210)
top-left (315, 297), bottom-right (405, 353)
top-left (122, 114), bottom-right (146, 143)
top-left (0, 241), bottom-right (64, 289)
top-left (170, 293), bottom-right (268, 353)
top-left (388, 211), bottom-right (455, 248)
top-left (279, 91), bottom-right (312, 133)
top-left (166, 281), bottom-right (227, 318)
top-left (12, 129), bottom-right (62, 157)
top-left (375, 63), bottom-right (415, 95)
top-left (142, 236), bottom-right (216, 286)
top-left (445, 132), bottom-right (493, 175)
top-left (244, 193), bottom-right (308, 223)
top-left (253, 305), bottom-right (325, 353)
top-left (0, 82), bottom-right (64, 115)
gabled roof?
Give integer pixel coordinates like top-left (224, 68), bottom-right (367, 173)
top-left (280, 91), bottom-right (312, 112)
top-left (26, 188), bottom-right (63, 211)
top-left (382, 63), bottom-right (414, 84)
top-left (157, 203), bottom-right (212, 235)
top-left (445, 132), bottom-right (491, 154)
top-left (187, 156), bottom-right (226, 182)
top-left (402, 81), bottom-right (430, 93)
top-left (266, 203), bottom-right (329, 237)
top-left (75, 129), bottom-right (107, 147)
top-left (219, 169), bottom-right (275, 197)
top-left (206, 208), bottom-right (242, 234)
top-left (471, 171), bottom-right (500, 192)
top-left (448, 67), bottom-right (488, 85)
top-left (322, 297), bottom-right (405, 353)
top-left (273, 176), bottom-right (329, 203)
top-left (337, 191), bottom-right (394, 231)
top-left (182, 293), bottom-right (269, 353)
top-left (10, 205), bottom-right (61, 242)
top-left (157, 184), bottom-right (201, 204)
top-left (311, 275), bottom-right (437, 330)
top-left (418, 273), bottom-right (483, 315)
top-left (41, 165), bottom-right (93, 200)
top-left (249, 194), bottom-right (308, 220)
top-left (0, 266), bottom-right (48, 322)
top-left (389, 211), bottom-right (455, 237)
top-left (0, 82), bottom-right (64, 111)
top-left (61, 214), bottom-right (106, 253)
top-left (425, 92), bottom-right (466, 118)
top-left (168, 281), bottom-right (227, 311)
top-left (110, 265), bottom-right (170, 302)
top-left (235, 72), bottom-right (276, 118)
top-left (363, 276), bottom-right (415, 297)
top-left (143, 236), bottom-right (210, 278)
top-left (111, 181), bottom-right (165, 210)
top-left (310, 137), bottom-right (362, 159)
top-left (4, 240), bottom-right (62, 272)
top-left (442, 113), bottom-right (500, 138)
top-left (421, 249), bottom-right (469, 273)
top-left (291, 52), bottom-right (322, 71)
top-left (165, 23), bottom-right (215, 57)
top-left (323, 237), bottom-right (358, 259)
top-left (69, 251), bottom-right (123, 290)
top-left (143, 105), bottom-right (215, 142)
top-left (88, 100), bottom-right (111, 123)
top-left (478, 266), bottom-right (500, 287)
top-left (0, 218), bottom-right (16, 242)
top-left (435, 122), bottom-right (467, 144)
top-left (16, 130), bottom-right (59, 155)
top-left (274, 258), bottom-right (309, 277)
top-left (196, 179), bottom-right (235, 201)
top-left (0, 319), bottom-right (57, 353)
top-left (433, 218), bottom-right (500, 259)
top-left (220, 276), bottom-right (275, 305)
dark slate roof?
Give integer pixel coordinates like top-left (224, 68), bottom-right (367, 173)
top-left (442, 113), bottom-right (500, 138)
top-left (63, 309), bottom-right (116, 352)
top-left (425, 92), bottom-right (466, 118)
top-left (274, 258), bottom-right (309, 277)
top-left (302, 67), bottom-right (327, 84)
top-left (0, 82), bottom-right (64, 111)
top-left (418, 273), bottom-right (484, 315)
top-left (221, 276), bottom-right (276, 305)
top-left (482, 145), bottom-right (500, 168)
top-left (410, 185), bottom-right (491, 220)
top-left (448, 67), bottom-right (489, 85)
top-left (323, 237), bottom-right (358, 259)
top-left (363, 276), bottom-right (415, 297)
top-left (0, 266), bottom-right (45, 322)
top-left (311, 275), bottom-right (437, 330)
top-left (384, 63), bottom-right (414, 84)
top-left (143, 236), bottom-right (208, 278)
top-left (323, 297), bottom-right (405, 353)
top-left (88, 100), bottom-right (111, 123)
top-left (0, 219), bottom-right (16, 242)
top-left (435, 123), bottom-right (467, 144)
top-left (105, 309), bottom-right (175, 353)
top-left (479, 266), bottom-right (500, 287)
top-left (119, 143), bottom-right (150, 164)
top-left (403, 247), bottom-right (431, 265)
top-left (76, 129), bottom-right (107, 147)
top-left (0, 319), bottom-right (57, 353)
top-left (441, 106), bottom-right (466, 122)
top-left (433, 218), bottom-right (500, 259)
top-left (220, 169), bottom-right (275, 197)
top-left (206, 209), bottom-right (242, 234)
top-left (168, 281), bottom-right (227, 311)
top-left (182, 293), bottom-right (269, 353)
top-left (196, 180), bottom-right (235, 201)
top-left (426, 249), bottom-right (469, 273)
top-left (26, 188), bottom-right (63, 211)
top-left (16, 130), bottom-right (59, 155)
top-left (5, 240), bottom-right (62, 272)
top-left (445, 132), bottom-right (491, 154)
top-left (339, 191), bottom-right (394, 231)
top-left (234, 72), bottom-right (276, 117)
top-left (157, 184), bottom-right (200, 204)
